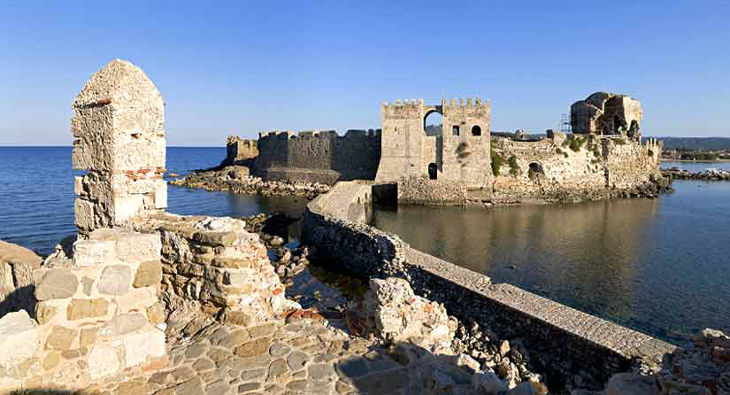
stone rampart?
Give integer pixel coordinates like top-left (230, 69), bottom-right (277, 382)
top-left (491, 133), bottom-right (663, 202)
top-left (303, 183), bottom-right (676, 388)
top-left (0, 229), bottom-right (166, 392)
top-left (253, 129), bottom-right (381, 185)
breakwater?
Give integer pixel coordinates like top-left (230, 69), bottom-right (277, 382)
top-left (302, 182), bottom-right (676, 389)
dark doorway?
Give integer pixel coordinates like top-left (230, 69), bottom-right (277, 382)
top-left (471, 125), bottom-right (482, 136)
top-left (428, 163), bottom-right (438, 180)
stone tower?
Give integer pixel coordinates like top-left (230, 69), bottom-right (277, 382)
top-left (570, 92), bottom-right (643, 140)
top-left (376, 98), bottom-right (491, 189)
top-left (72, 59), bottom-right (167, 234)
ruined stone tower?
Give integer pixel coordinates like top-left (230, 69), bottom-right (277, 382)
top-left (571, 92), bottom-right (643, 140)
top-left (376, 98), bottom-right (491, 189)
top-left (72, 59), bottom-right (167, 234)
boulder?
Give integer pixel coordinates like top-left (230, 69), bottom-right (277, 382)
top-left (0, 241), bottom-right (42, 315)
top-left (0, 310), bottom-right (40, 367)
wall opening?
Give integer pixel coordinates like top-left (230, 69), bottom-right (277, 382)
top-left (428, 163), bottom-right (438, 180)
top-left (424, 111), bottom-right (443, 136)
top-left (452, 125), bottom-right (460, 136)
top-left (471, 125), bottom-right (482, 136)
top-left (528, 162), bottom-right (544, 180)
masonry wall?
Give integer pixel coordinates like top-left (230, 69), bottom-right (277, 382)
top-left (0, 229), bottom-right (167, 392)
top-left (224, 136), bottom-right (258, 165)
top-left (252, 129), bottom-right (381, 185)
top-left (302, 183), bottom-right (675, 389)
top-left (491, 133), bottom-right (662, 202)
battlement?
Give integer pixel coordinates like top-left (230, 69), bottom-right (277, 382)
top-left (442, 97), bottom-right (489, 111)
top-left (258, 129), bottom-right (381, 141)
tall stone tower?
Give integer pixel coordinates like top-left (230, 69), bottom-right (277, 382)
top-left (72, 59), bottom-right (167, 235)
top-left (376, 98), bottom-right (491, 189)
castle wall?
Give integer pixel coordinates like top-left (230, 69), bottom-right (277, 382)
top-left (252, 129), bottom-right (381, 185)
top-left (491, 133), bottom-right (662, 201)
top-left (223, 136), bottom-right (258, 165)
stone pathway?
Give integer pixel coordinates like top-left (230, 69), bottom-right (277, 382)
top-left (88, 316), bottom-right (480, 395)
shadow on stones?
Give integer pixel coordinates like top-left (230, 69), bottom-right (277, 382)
top-left (0, 285), bottom-right (36, 319)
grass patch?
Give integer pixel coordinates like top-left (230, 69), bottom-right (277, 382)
top-left (507, 155), bottom-right (520, 176)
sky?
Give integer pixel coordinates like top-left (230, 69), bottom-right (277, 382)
top-left (1, 1), bottom-right (729, 146)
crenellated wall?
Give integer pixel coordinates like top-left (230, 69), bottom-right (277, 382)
top-left (251, 129), bottom-right (381, 185)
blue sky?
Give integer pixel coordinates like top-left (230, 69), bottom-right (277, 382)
top-left (1, 1), bottom-right (729, 146)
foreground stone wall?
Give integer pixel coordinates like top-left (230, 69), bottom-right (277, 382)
top-left (0, 241), bottom-right (41, 317)
top-left (303, 183), bottom-right (676, 389)
top-left (253, 129), bottom-right (381, 184)
top-left (491, 133), bottom-right (662, 202)
top-left (0, 229), bottom-right (166, 392)
top-left (132, 212), bottom-right (292, 325)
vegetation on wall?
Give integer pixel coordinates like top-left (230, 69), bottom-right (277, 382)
top-left (491, 144), bottom-right (503, 176)
top-left (508, 155), bottom-right (520, 176)
top-left (569, 136), bottom-right (586, 152)
top-left (456, 142), bottom-right (471, 159)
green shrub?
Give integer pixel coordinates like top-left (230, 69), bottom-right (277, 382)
top-left (614, 138), bottom-right (626, 145)
top-left (491, 149), bottom-right (503, 176)
top-left (569, 136), bottom-right (585, 152)
top-left (508, 155), bottom-right (520, 176)
top-left (647, 149), bottom-right (654, 156)
top-left (456, 142), bottom-right (471, 159)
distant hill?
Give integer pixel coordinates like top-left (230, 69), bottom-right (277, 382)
top-left (653, 137), bottom-right (730, 150)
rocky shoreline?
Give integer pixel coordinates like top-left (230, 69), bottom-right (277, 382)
top-left (170, 165), bottom-right (330, 199)
top-left (662, 167), bottom-right (730, 181)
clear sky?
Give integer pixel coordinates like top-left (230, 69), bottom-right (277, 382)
top-left (1, 1), bottom-right (729, 146)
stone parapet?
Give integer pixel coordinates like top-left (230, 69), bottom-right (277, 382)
top-left (0, 229), bottom-right (166, 392)
top-left (397, 176), bottom-right (467, 205)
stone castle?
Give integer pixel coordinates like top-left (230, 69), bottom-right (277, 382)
top-left (225, 92), bottom-right (663, 204)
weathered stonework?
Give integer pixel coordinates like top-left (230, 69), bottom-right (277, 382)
top-left (72, 59), bottom-right (167, 234)
top-left (376, 98), bottom-right (492, 190)
top-left (491, 132), bottom-right (663, 202)
top-left (254, 129), bottom-right (381, 184)
top-left (570, 92), bottom-right (643, 140)
top-left (0, 229), bottom-right (166, 392)
top-left (223, 135), bottom-right (258, 166)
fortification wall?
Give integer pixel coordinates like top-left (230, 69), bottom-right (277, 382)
top-left (491, 133), bottom-right (662, 201)
top-left (303, 183), bottom-right (675, 389)
top-left (397, 176), bottom-right (467, 205)
top-left (223, 136), bottom-right (258, 165)
top-left (253, 129), bottom-right (381, 185)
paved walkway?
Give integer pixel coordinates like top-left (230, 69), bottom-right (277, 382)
top-left (90, 316), bottom-right (478, 395)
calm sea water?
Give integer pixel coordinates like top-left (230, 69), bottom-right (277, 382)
top-left (2, 147), bottom-right (729, 342)
top-left (0, 147), bottom-right (308, 256)
top-left (372, 161), bottom-right (730, 343)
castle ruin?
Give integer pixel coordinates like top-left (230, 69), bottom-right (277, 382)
top-left (571, 92), bottom-right (643, 140)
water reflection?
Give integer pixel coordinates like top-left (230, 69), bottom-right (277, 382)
top-left (371, 183), bottom-right (730, 343)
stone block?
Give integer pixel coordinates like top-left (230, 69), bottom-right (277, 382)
top-left (121, 328), bottom-right (165, 368)
top-left (0, 311), bottom-right (40, 368)
top-left (67, 298), bottom-right (109, 320)
top-left (79, 327), bottom-right (99, 347)
top-left (114, 233), bottom-right (161, 263)
top-left (35, 302), bottom-right (60, 325)
top-left (88, 343), bottom-right (122, 380)
top-left (193, 231), bottom-right (237, 246)
top-left (73, 238), bottom-right (116, 267)
top-left (45, 326), bottom-right (76, 350)
top-left (133, 260), bottom-right (162, 288)
top-left (113, 285), bottom-right (157, 313)
top-left (113, 195), bottom-right (145, 224)
top-left (99, 313), bottom-right (147, 337)
top-left (34, 268), bottom-right (78, 301)
top-left (98, 265), bottom-right (131, 295)
top-left (146, 302), bottom-right (166, 325)
top-left (74, 198), bottom-right (97, 231)
top-left (42, 351), bottom-right (60, 370)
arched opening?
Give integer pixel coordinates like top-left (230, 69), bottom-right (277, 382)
top-left (424, 111), bottom-right (443, 136)
top-left (471, 125), bottom-right (482, 136)
top-left (428, 163), bottom-right (438, 180)
top-left (528, 162), bottom-right (544, 180)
